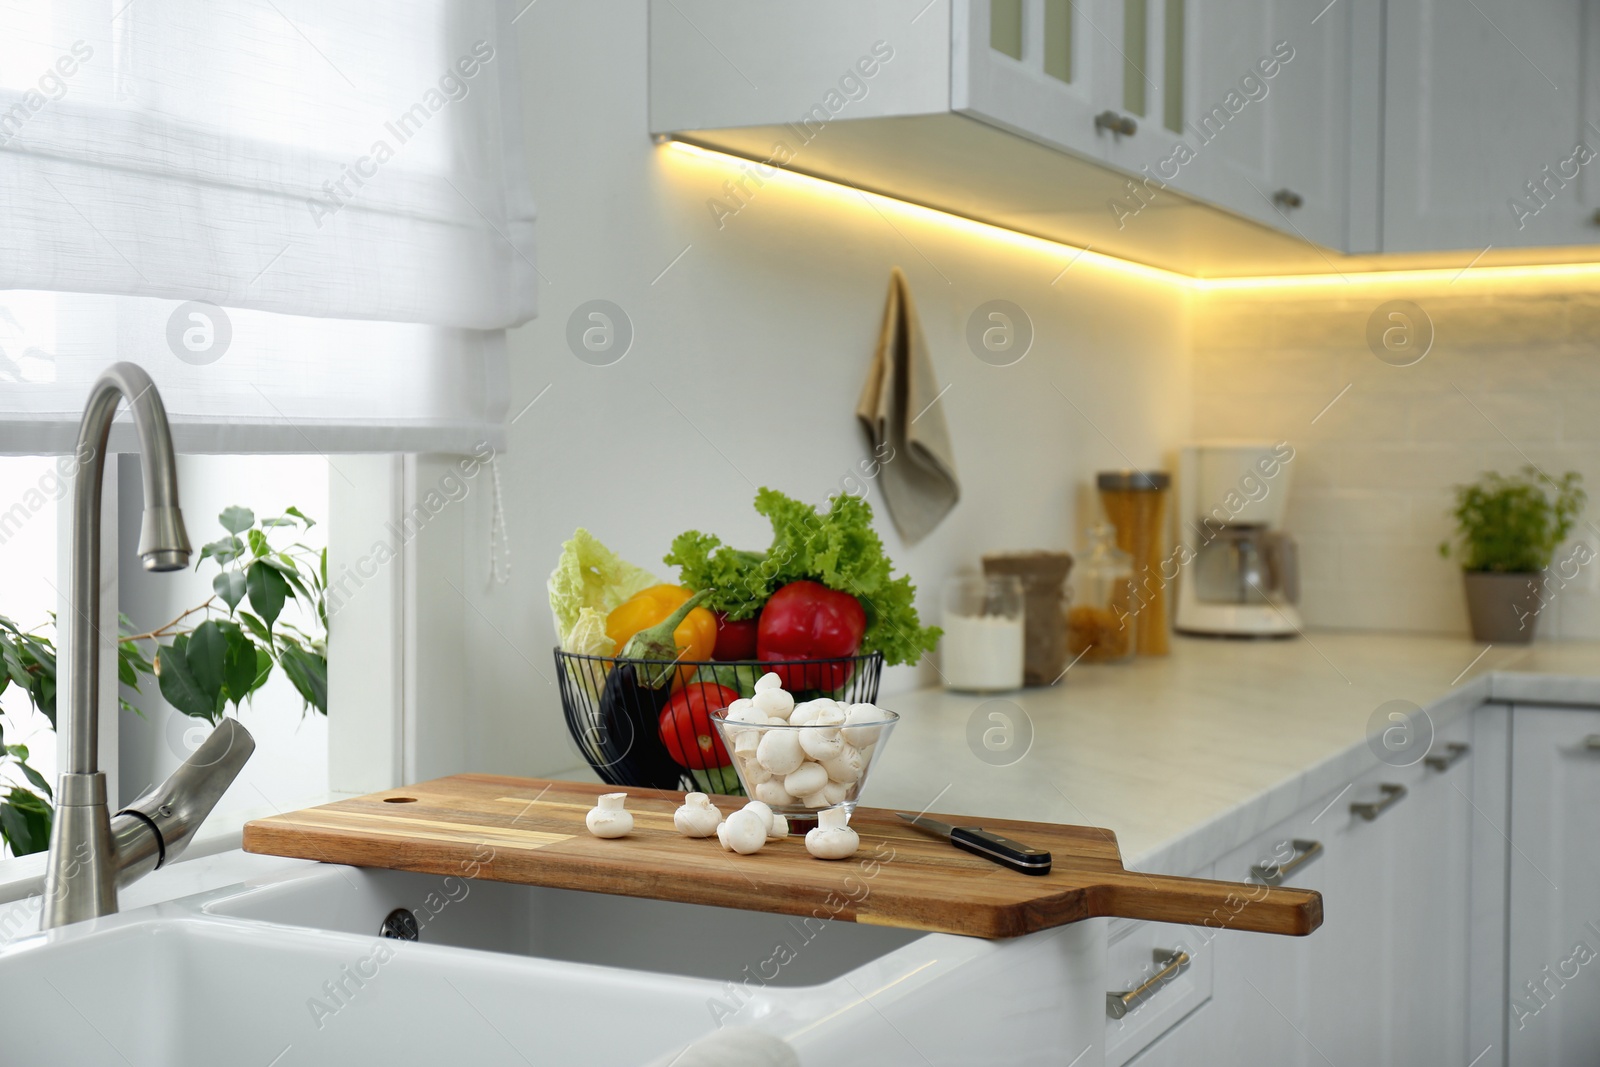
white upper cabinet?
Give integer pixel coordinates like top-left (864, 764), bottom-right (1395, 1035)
top-left (1383, 0), bottom-right (1589, 252)
top-left (651, 0), bottom-right (1600, 266)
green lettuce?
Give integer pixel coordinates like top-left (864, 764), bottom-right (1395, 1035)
top-left (548, 529), bottom-right (657, 657)
top-left (664, 489), bottom-right (940, 667)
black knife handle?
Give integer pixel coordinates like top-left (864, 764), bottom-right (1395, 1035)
top-left (951, 826), bottom-right (1053, 875)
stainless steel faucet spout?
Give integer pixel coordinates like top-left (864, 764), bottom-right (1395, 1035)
top-left (42, 363), bottom-right (248, 930)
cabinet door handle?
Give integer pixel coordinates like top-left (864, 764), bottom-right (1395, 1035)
top-left (1585, 734), bottom-right (1600, 750)
top-left (1350, 783), bottom-right (1407, 821)
top-left (1095, 110), bottom-right (1137, 136)
top-left (1424, 742), bottom-right (1470, 772)
top-left (1250, 838), bottom-right (1323, 886)
top-left (1106, 949), bottom-right (1190, 1019)
top-left (1272, 188), bottom-right (1304, 209)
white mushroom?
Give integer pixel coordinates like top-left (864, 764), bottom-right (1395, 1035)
top-left (822, 780), bottom-right (850, 805)
top-left (841, 704), bottom-right (884, 748)
top-left (585, 793), bottom-right (633, 839)
top-left (789, 699), bottom-right (835, 726)
top-left (717, 808), bottom-right (769, 854)
top-left (753, 672), bottom-right (784, 693)
top-left (784, 761), bottom-right (829, 798)
top-left (740, 757), bottom-right (773, 785)
top-left (726, 697), bottom-right (756, 716)
top-left (753, 779), bottom-right (795, 807)
top-left (756, 729), bottom-right (805, 775)
top-left (801, 790), bottom-right (830, 808)
top-left (805, 806), bottom-right (859, 860)
top-left (821, 745), bottom-right (863, 784)
top-left (752, 687), bottom-right (795, 721)
top-left (741, 800), bottom-right (788, 840)
top-left (798, 726), bottom-right (844, 762)
top-left (732, 728), bottom-right (761, 758)
top-left (811, 703), bottom-right (847, 727)
top-left (673, 792), bottom-right (721, 838)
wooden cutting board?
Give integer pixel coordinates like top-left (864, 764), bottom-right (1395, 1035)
top-left (243, 776), bottom-right (1321, 940)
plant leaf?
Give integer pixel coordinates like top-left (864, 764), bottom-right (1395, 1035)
top-left (246, 562), bottom-right (290, 629)
top-left (16, 760), bottom-right (50, 800)
top-left (247, 528), bottom-right (271, 558)
top-left (219, 506), bottom-right (255, 535)
top-left (249, 648), bottom-right (273, 697)
top-left (1, 788), bottom-right (52, 855)
top-left (220, 627), bottom-right (257, 708)
top-left (197, 535), bottom-right (244, 568)
top-left (286, 506), bottom-right (315, 529)
top-left (237, 611), bottom-right (274, 648)
top-left (279, 645), bottom-right (328, 714)
top-left (186, 621), bottom-right (227, 706)
top-left (213, 570), bottom-right (247, 612)
top-left (156, 637), bottom-right (217, 721)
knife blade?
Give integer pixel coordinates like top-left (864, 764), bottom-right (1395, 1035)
top-left (895, 812), bottom-right (1052, 875)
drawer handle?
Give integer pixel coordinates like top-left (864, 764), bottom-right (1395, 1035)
top-left (1424, 742), bottom-right (1470, 772)
top-left (1250, 838), bottom-right (1323, 886)
top-left (1094, 110), bottom-right (1137, 136)
top-left (1351, 783), bottom-right (1407, 821)
top-left (1585, 735), bottom-right (1600, 750)
top-left (1106, 949), bottom-right (1190, 1020)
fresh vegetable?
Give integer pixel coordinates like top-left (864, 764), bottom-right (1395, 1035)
top-left (614, 589), bottom-right (713, 686)
top-left (548, 529), bottom-right (657, 657)
top-left (756, 581), bottom-right (868, 692)
top-left (593, 591), bottom-right (714, 789)
top-left (711, 611), bottom-right (760, 661)
top-left (664, 488), bottom-right (939, 667)
top-left (658, 683), bottom-right (739, 770)
top-left (691, 662), bottom-right (757, 699)
top-left (606, 584), bottom-right (717, 689)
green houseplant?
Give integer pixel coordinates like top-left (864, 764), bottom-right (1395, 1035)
top-left (1439, 467), bottom-right (1586, 643)
top-left (0, 505), bottom-right (326, 857)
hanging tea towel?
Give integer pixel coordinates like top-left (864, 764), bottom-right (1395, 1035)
top-left (855, 266), bottom-right (961, 543)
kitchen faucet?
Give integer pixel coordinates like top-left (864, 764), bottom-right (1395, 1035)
top-left (42, 363), bottom-right (255, 929)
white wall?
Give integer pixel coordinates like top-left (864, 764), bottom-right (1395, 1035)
top-left (405, 1), bottom-right (1195, 781)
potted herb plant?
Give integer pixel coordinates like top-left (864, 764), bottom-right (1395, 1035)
top-left (1439, 467), bottom-right (1586, 644)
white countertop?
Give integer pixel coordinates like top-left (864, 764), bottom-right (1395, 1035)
top-left (858, 633), bottom-right (1600, 876)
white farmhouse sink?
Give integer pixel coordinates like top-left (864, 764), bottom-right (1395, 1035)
top-left (0, 858), bottom-right (1110, 1066)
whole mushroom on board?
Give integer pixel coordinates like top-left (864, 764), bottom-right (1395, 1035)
top-left (585, 792), bottom-right (634, 839)
top-left (805, 805), bottom-right (859, 860)
top-left (717, 808), bottom-right (769, 855)
top-left (674, 792), bottom-right (721, 838)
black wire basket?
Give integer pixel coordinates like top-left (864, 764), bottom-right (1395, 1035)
top-left (555, 650), bottom-right (885, 795)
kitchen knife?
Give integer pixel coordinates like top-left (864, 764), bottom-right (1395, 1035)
top-left (895, 812), bottom-right (1052, 875)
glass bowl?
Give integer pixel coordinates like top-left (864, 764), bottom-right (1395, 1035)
top-left (710, 705), bottom-right (899, 828)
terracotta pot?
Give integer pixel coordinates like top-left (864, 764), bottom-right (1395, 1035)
top-left (1462, 571), bottom-right (1543, 644)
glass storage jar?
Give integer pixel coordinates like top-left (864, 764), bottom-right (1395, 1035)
top-left (1066, 524), bottom-right (1136, 664)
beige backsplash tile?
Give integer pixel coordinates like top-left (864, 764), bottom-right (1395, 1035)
top-left (1194, 281), bottom-right (1600, 638)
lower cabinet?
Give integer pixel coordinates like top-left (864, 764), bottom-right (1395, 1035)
top-left (1508, 705), bottom-right (1600, 1066)
top-left (1116, 712), bottom-right (1477, 1066)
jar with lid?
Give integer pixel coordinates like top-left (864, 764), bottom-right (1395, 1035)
top-left (1066, 524), bottom-right (1136, 664)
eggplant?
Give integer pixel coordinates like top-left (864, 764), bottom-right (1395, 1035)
top-left (594, 590), bottom-right (712, 789)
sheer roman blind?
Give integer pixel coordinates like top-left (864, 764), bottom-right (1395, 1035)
top-left (0, 0), bottom-right (535, 453)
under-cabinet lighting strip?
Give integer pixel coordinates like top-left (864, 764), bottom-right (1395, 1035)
top-left (663, 139), bottom-right (1600, 292)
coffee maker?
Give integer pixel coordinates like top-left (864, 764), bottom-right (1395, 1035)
top-left (1175, 441), bottom-right (1302, 637)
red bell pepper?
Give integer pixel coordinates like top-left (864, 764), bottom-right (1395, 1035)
top-left (756, 580), bottom-right (867, 692)
top-left (711, 611), bottom-right (760, 661)
top-left (658, 683), bottom-right (738, 770)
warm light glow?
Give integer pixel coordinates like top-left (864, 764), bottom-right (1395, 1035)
top-left (664, 139), bottom-right (1187, 289)
top-left (664, 138), bottom-right (1600, 293)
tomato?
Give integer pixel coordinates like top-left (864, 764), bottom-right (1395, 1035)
top-left (658, 683), bottom-right (738, 770)
top-left (756, 581), bottom-right (866, 692)
top-left (711, 611), bottom-right (760, 661)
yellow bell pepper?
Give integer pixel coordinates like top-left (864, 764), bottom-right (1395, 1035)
top-left (605, 584), bottom-right (717, 688)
